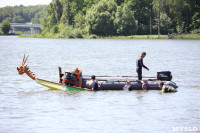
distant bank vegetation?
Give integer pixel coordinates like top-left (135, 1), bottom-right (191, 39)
top-left (1, 0), bottom-right (200, 38)
top-left (0, 5), bottom-right (47, 24)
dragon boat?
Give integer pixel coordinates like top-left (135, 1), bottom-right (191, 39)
top-left (17, 55), bottom-right (178, 91)
top-left (17, 55), bottom-right (91, 91)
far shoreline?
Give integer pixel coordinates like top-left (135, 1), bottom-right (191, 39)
top-left (18, 33), bottom-right (200, 40)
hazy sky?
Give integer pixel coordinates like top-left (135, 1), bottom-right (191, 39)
top-left (1, 0), bottom-right (52, 7)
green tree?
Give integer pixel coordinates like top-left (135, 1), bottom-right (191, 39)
top-left (190, 12), bottom-right (200, 30)
top-left (1, 19), bottom-right (10, 34)
top-left (0, 5), bottom-right (47, 24)
top-left (115, 0), bottom-right (125, 6)
top-left (176, 22), bottom-right (184, 34)
top-left (41, 2), bottom-right (58, 33)
top-left (0, 30), bottom-right (3, 35)
top-left (153, 12), bottom-right (173, 34)
top-left (166, 0), bottom-right (192, 33)
top-left (74, 12), bottom-right (85, 28)
top-left (127, 0), bottom-right (153, 35)
top-left (53, 0), bottom-right (63, 24)
top-left (31, 5), bottom-right (47, 24)
top-left (42, 0), bottom-right (97, 35)
top-left (86, 0), bottom-right (117, 36)
top-left (67, 0), bottom-right (96, 25)
top-left (114, 4), bottom-right (137, 35)
top-left (13, 15), bottom-right (25, 23)
top-left (60, 0), bottom-right (70, 25)
top-left (153, 0), bottom-right (168, 35)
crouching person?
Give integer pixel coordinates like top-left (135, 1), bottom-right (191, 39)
top-left (159, 82), bottom-right (177, 93)
top-left (88, 75), bottom-right (99, 91)
top-left (72, 67), bottom-right (83, 87)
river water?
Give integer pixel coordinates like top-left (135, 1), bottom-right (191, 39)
top-left (0, 36), bottom-right (200, 133)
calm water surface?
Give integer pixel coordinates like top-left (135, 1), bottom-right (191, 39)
top-left (0, 36), bottom-right (200, 133)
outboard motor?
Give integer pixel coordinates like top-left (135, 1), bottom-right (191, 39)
top-left (157, 71), bottom-right (172, 81)
top-left (63, 71), bottom-right (78, 86)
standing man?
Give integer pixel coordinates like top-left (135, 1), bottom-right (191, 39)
top-left (136, 52), bottom-right (149, 80)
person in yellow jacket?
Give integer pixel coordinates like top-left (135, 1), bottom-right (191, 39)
top-left (159, 82), bottom-right (177, 93)
top-left (72, 67), bottom-right (83, 87)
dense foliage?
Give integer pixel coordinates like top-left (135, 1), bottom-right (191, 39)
top-left (86, 0), bottom-right (118, 36)
top-left (0, 5), bottom-right (47, 24)
top-left (40, 0), bottom-right (200, 37)
top-left (1, 19), bottom-right (11, 34)
top-left (114, 3), bottom-right (137, 35)
top-left (1, 0), bottom-right (200, 37)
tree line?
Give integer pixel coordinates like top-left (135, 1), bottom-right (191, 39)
top-left (0, 5), bottom-right (47, 24)
top-left (1, 0), bottom-right (200, 37)
top-left (41, 0), bottom-right (200, 37)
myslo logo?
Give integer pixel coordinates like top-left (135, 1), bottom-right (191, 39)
top-left (173, 127), bottom-right (198, 132)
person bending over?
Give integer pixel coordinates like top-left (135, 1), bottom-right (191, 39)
top-left (159, 82), bottom-right (177, 93)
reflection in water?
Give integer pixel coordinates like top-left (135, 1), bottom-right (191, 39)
top-left (0, 36), bottom-right (200, 133)
top-left (136, 90), bottom-right (145, 101)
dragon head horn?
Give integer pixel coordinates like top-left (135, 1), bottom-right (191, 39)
top-left (17, 54), bottom-right (29, 75)
top-left (22, 54), bottom-right (29, 66)
top-left (22, 54), bottom-right (25, 66)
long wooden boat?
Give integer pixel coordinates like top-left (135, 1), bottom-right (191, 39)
top-left (17, 55), bottom-right (178, 91)
top-left (17, 55), bottom-right (92, 91)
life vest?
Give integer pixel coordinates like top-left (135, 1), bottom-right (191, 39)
top-left (77, 69), bottom-right (82, 80)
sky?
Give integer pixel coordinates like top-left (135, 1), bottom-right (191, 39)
top-left (0, 0), bottom-right (52, 8)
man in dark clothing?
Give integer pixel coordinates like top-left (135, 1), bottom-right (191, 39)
top-left (136, 52), bottom-right (149, 80)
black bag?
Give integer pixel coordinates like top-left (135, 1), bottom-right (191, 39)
top-left (157, 71), bottom-right (172, 81)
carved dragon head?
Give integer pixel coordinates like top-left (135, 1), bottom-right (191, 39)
top-left (17, 55), bottom-right (36, 80)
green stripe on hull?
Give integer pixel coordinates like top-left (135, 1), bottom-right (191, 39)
top-left (66, 86), bottom-right (85, 91)
top-left (36, 78), bottom-right (86, 91)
